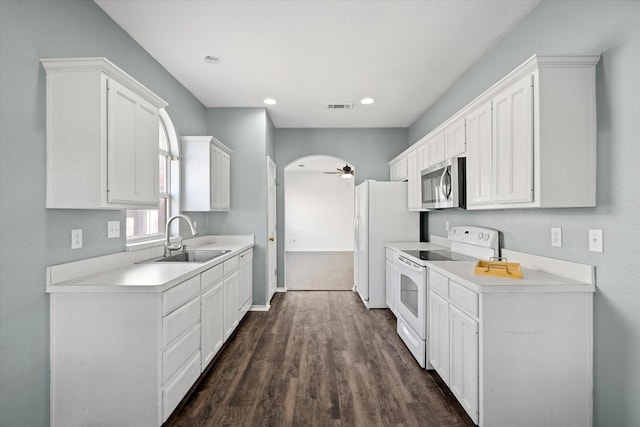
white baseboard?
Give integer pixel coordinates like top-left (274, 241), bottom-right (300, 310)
top-left (249, 304), bottom-right (271, 312)
top-left (276, 286), bottom-right (287, 292)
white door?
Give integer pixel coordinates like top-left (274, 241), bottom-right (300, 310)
top-left (267, 157), bottom-right (277, 303)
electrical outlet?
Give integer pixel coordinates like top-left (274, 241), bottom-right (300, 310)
top-left (589, 229), bottom-right (603, 253)
top-left (107, 221), bottom-right (120, 238)
top-left (551, 227), bottom-right (562, 247)
top-left (71, 228), bottom-right (83, 249)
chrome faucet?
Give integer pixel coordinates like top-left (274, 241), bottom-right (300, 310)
top-left (165, 214), bottom-right (199, 256)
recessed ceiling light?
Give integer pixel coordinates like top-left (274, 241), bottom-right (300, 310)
top-left (204, 55), bottom-right (221, 64)
top-left (264, 98), bottom-right (277, 105)
top-left (360, 97), bottom-right (374, 105)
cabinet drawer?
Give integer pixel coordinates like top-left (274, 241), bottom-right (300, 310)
top-left (163, 275), bottom-right (200, 316)
top-left (201, 264), bottom-right (223, 292)
top-left (429, 270), bottom-right (449, 298)
top-left (163, 296), bottom-right (200, 347)
top-left (162, 323), bottom-right (201, 385)
top-left (224, 256), bottom-right (239, 275)
top-left (449, 281), bottom-right (479, 317)
top-left (162, 351), bottom-right (201, 422)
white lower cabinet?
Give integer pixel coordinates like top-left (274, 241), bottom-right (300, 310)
top-left (428, 290), bottom-right (450, 383)
top-left (238, 249), bottom-right (253, 316)
top-left (50, 249), bottom-right (254, 427)
top-left (223, 257), bottom-right (240, 340)
top-left (201, 264), bottom-right (224, 369)
top-left (428, 268), bottom-right (593, 427)
top-left (428, 270), bottom-right (481, 424)
top-left (385, 248), bottom-right (399, 315)
top-left (449, 305), bottom-right (479, 422)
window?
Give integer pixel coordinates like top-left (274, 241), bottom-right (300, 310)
top-left (126, 111), bottom-right (176, 242)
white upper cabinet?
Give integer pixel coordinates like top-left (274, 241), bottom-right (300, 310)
top-left (389, 154), bottom-right (408, 182)
top-left (465, 101), bottom-right (493, 205)
top-left (181, 136), bottom-right (232, 212)
top-left (396, 54), bottom-right (599, 211)
top-left (42, 57), bottom-right (168, 209)
top-left (406, 149), bottom-right (422, 211)
top-left (466, 55), bottom-right (599, 209)
top-left (443, 117), bottom-right (466, 159)
top-left (426, 130), bottom-right (445, 167)
top-left (491, 74), bottom-right (534, 204)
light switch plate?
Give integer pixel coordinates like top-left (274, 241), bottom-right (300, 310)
top-left (551, 227), bottom-right (562, 247)
top-left (71, 228), bottom-right (83, 249)
top-left (589, 229), bottom-right (603, 253)
top-left (107, 221), bottom-right (120, 238)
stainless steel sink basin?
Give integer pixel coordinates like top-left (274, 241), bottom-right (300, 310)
top-left (140, 249), bottom-right (231, 264)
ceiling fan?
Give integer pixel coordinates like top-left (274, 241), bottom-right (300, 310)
top-left (324, 164), bottom-right (355, 179)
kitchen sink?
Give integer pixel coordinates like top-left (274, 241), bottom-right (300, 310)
top-left (140, 249), bottom-right (230, 264)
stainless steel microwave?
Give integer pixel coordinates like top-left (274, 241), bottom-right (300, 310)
top-left (421, 157), bottom-right (466, 210)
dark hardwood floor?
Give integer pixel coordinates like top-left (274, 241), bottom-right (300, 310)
top-left (167, 291), bottom-right (475, 427)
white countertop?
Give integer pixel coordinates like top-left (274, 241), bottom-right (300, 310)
top-left (386, 240), bottom-right (594, 293)
top-left (46, 235), bottom-right (254, 293)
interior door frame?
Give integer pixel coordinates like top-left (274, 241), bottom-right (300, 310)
top-left (267, 156), bottom-right (277, 303)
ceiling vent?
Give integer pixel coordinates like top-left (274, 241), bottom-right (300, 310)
top-left (328, 104), bottom-right (354, 109)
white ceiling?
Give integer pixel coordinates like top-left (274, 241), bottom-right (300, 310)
top-left (94, 0), bottom-right (539, 128)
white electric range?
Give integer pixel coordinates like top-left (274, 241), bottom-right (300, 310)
top-left (389, 226), bottom-right (500, 368)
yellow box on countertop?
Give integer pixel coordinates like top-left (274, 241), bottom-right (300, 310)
top-left (474, 259), bottom-right (523, 279)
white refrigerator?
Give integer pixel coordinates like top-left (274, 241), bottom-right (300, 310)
top-left (354, 180), bottom-right (418, 308)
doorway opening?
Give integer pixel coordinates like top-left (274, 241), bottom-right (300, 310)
top-left (284, 155), bottom-right (355, 290)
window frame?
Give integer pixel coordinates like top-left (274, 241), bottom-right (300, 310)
top-left (125, 108), bottom-right (180, 246)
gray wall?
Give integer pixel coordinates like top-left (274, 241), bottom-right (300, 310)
top-left (0, 1), bottom-right (207, 425)
top-left (274, 128), bottom-right (408, 287)
top-left (409, 1), bottom-right (640, 425)
top-left (204, 108), bottom-right (271, 306)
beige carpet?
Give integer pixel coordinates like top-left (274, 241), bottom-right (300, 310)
top-left (285, 251), bottom-right (353, 290)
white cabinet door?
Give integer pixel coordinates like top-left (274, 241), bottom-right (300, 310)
top-left (238, 249), bottom-right (253, 317)
top-left (406, 150), bottom-right (421, 211)
top-left (385, 259), bottom-right (397, 314)
top-left (223, 270), bottom-right (240, 340)
top-left (389, 156), bottom-right (408, 181)
top-left (492, 74), bottom-right (533, 203)
top-left (220, 151), bottom-right (231, 210)
top-left (444, 117), bottom-right (466, 159)
top-left (42, 58), bottom-right (165, 209)
top-left (428, 290), bottom-right (450, 384)
top-left (466, 101), bottom-right (493, 206)
top-left (107, 78), bottom-right (139, 204)
top-left (427, 131), bottom-right (445, 167)
top-left (201, 282), bottom-right (224, 369)
top-left (211, 147), bottom-right (223, 209)
top-left (182, 136), bottom-right (232, 212)
top-left (449, 305), bottom-right (479, 424)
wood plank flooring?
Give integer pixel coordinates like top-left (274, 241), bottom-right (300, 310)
top-left (167, 291), bottom-right (475, 427)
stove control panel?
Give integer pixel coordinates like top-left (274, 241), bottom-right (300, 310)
top-left (448, 226), bottom-right (500, 249)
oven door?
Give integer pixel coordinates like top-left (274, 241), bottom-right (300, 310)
top-left (396, 257), bottom-right (426, 339)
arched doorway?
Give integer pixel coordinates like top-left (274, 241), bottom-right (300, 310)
top-left (284, 155), bottom-right (355, 290)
